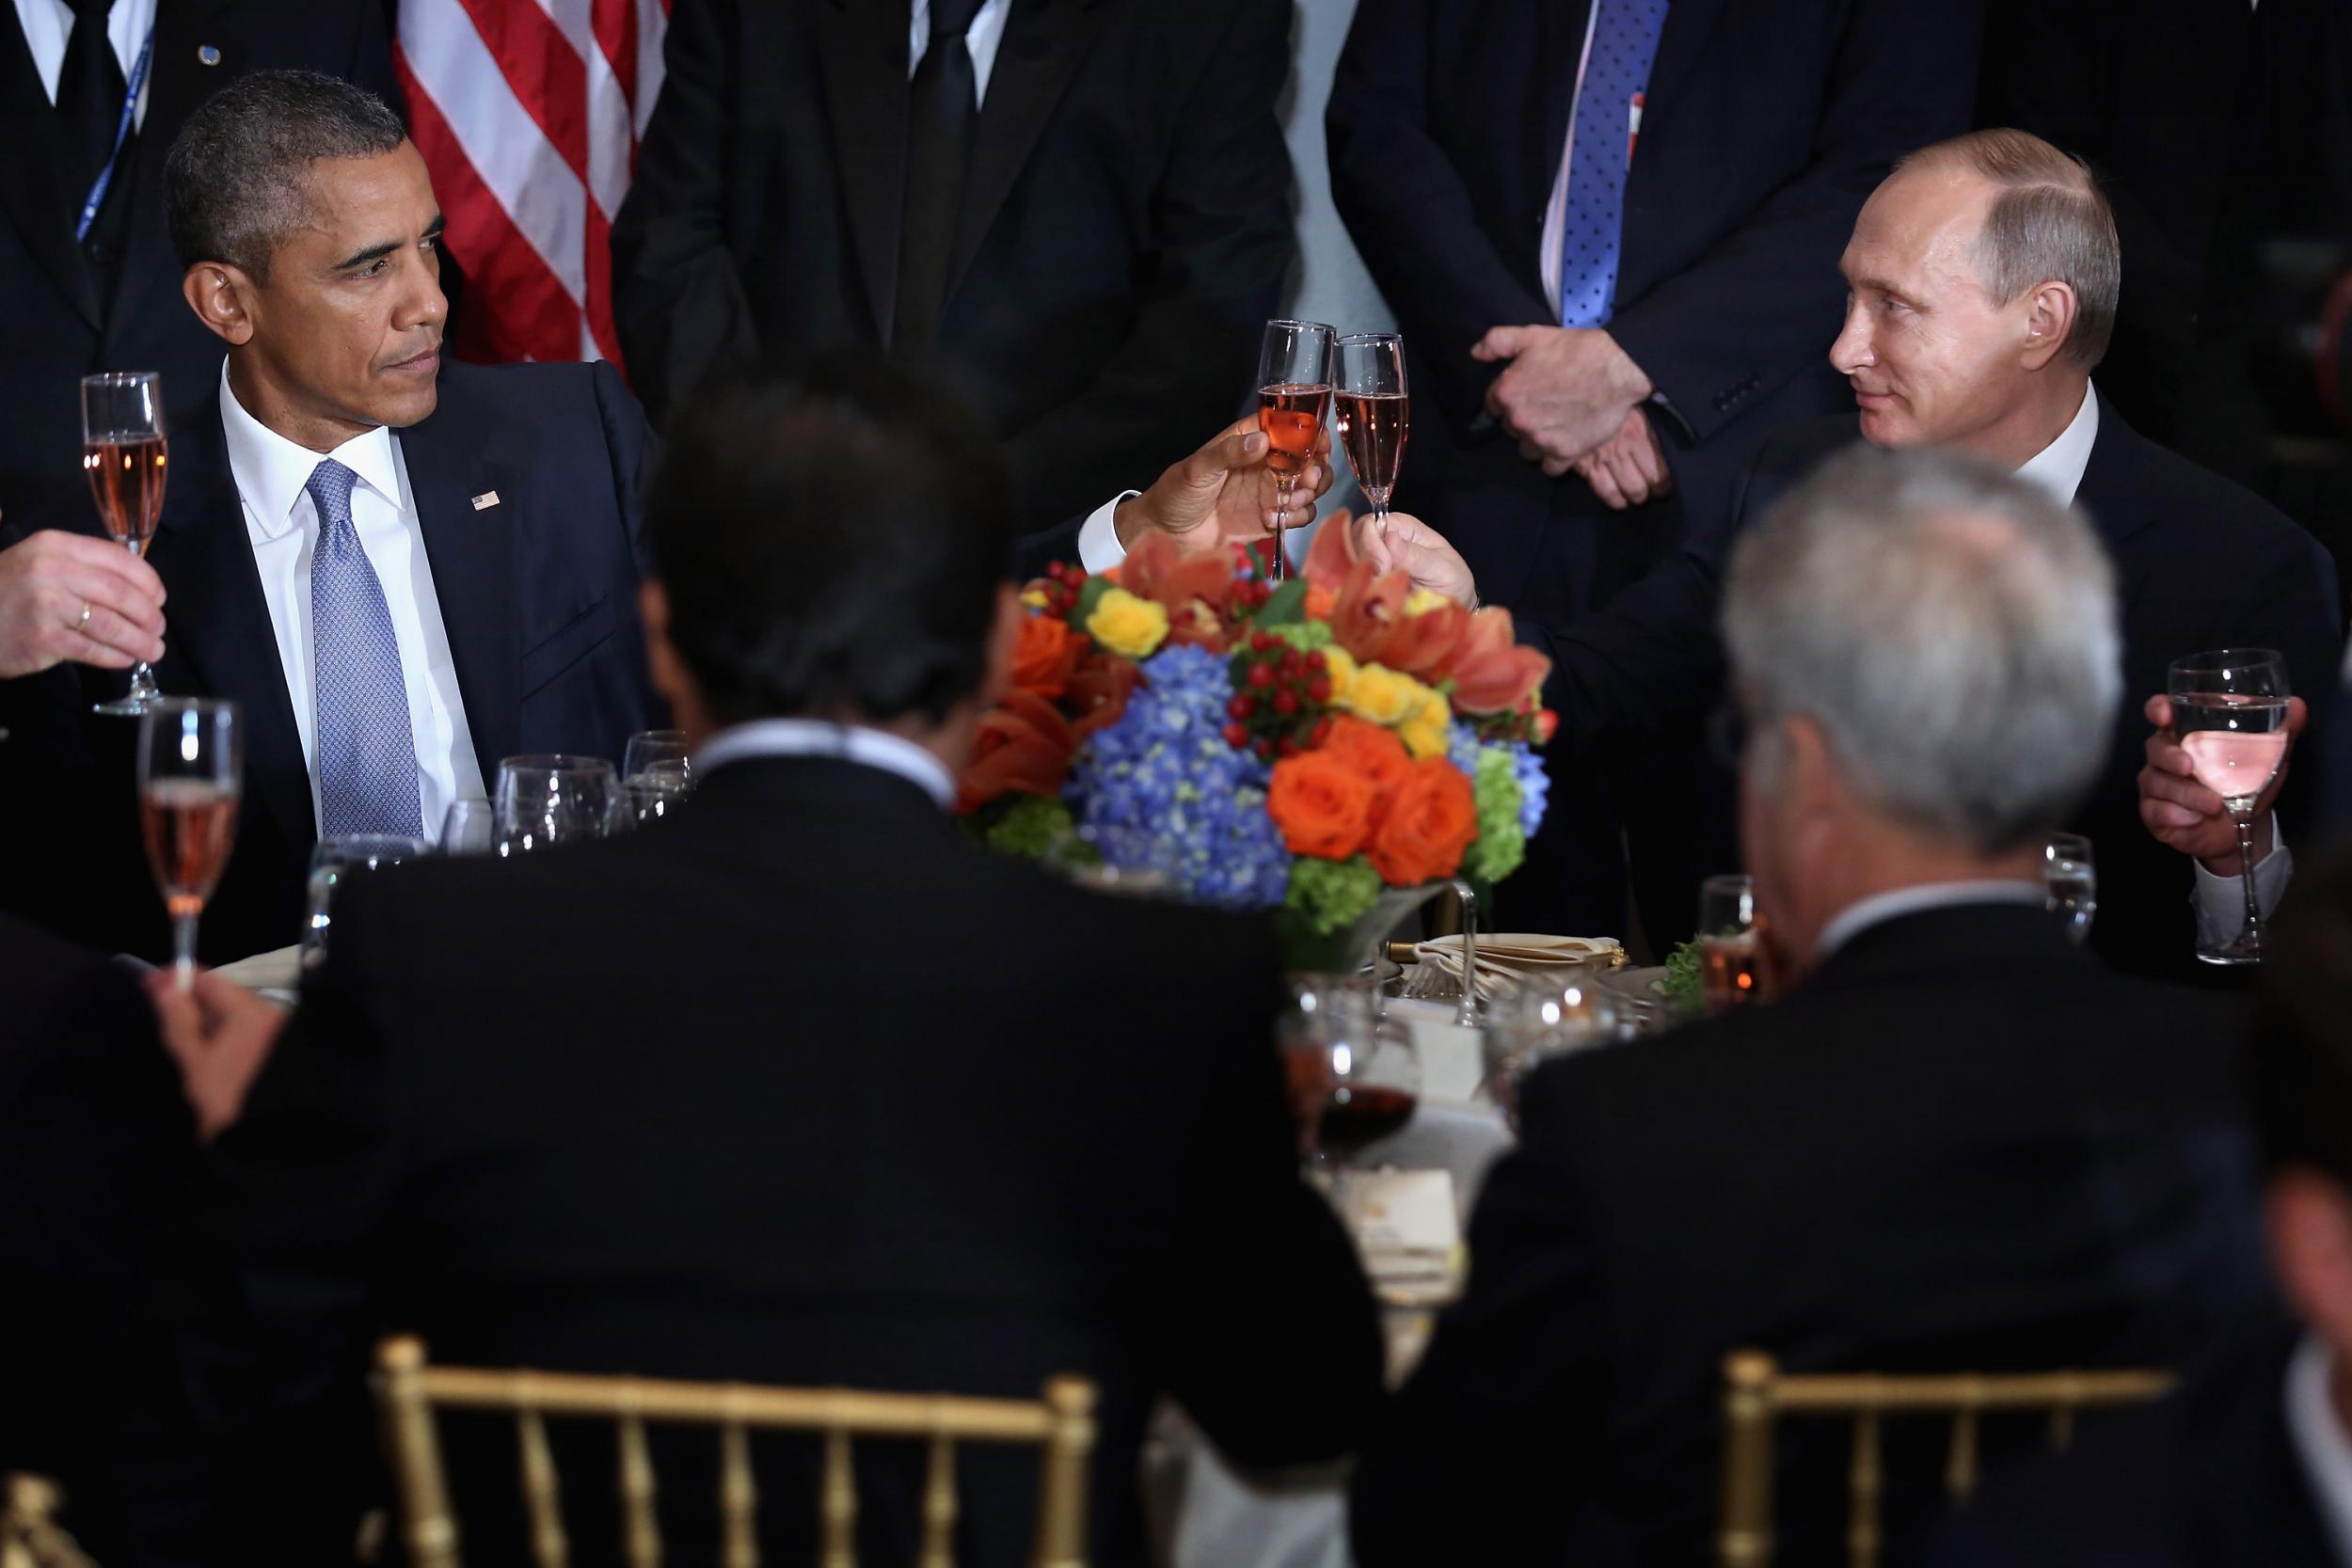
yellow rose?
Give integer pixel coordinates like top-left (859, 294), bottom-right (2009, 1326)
top-left (1398, 688), bottom-right (1453, 760)
top-left (1405, 588), bottom-right (1454, 617)
top-left (1085, 586), bottom-right (1169, 659)
top-left (1321, 646), bottom-right (1359, 706)
top-left (1345, 662), bottom-right (1422, 727)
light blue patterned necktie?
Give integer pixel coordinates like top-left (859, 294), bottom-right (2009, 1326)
top-left (306, 458), bottom-right (424, 838)
top-left (1557, 0), bottom-right (1671, 328)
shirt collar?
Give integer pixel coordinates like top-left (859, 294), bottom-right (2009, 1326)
top-left (1815, 880), bottom-right (2048, 962)
top-left (2284, 1335), bottom-right (2352, 1566)
top-left (2011, 380), bottom-right (2100, 506)
top-left (692, 719), bottom-right (957, 810)
top-left (216, 357), bottom-right (404, 543)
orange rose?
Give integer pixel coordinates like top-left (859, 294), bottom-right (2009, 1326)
top-left (957, 689), bottom-right (1075, 813)
top-left (1010, 611), bottom-right (1082, 699)
top-left (1317, 715), bottom-right (1411, 821)
top-left (1267, 751), bottom-right (1377, 860)
top-left (1366, 756), bottom-right (1478, 885)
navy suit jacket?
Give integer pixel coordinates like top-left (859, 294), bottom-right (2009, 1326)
top-left (1524, 403), bottom-right (2344, 976)
top-left (0, 359), bottom-right (658, 963)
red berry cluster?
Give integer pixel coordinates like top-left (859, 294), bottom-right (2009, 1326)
top-left (1221, 630), bottom-right (1335, 760)
top-left (1032, 559), bottom-right (1086, 619)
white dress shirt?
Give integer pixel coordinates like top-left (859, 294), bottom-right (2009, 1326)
top-left (2284, 1336), bottom-right (2352, 1565)
top-left (694, 719), bottom-right (955, 808)
top-left (216, 362), bottom-right (485, 842)
top-left (12, 0), bottom-right (155, 126)
top-left (908, 0), bottom-right (1010, 102)
top-left (1815, 880), bottom-right (2048, 963)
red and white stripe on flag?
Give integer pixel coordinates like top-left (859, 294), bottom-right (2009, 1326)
top-left (394, 0), bottom-right (671, 368)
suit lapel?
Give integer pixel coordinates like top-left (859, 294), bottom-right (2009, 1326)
top-left (396, 385), bottom-right (520, 786)
top-left (945, 0), bottom-right (1104, 299)
top-left (815, 0), bottom-right (912, 344)
top-left (2070, 404), bottom-right (2162, 556)
top-left (148, 404), bottom-right (313, 852)
top-left (0, 3), bottom-right (101, 327)
top-left (107, 0), bottom-right (240, 353)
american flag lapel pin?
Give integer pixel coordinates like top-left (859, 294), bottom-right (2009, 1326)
top-left (470, 490), bottom-right (501, 511)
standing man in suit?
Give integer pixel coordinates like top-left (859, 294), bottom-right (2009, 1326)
top-left (0, 70), bottom-right (658, 963)
top-left (1351, 448), bottom-right (2273, 1568)
top-left (150, 356), bottom-right (1383, 1566)
top-left (610, 0), bottom-right (1295, 534)
top-left (0, 0), bottom-right (396, 531)
top-left (1325, 0), bottom-right (1980, 939)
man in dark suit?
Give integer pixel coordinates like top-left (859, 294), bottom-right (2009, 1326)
top-left (1370, 130), bottom-right (2343, 974)
top-left (1349, 446), bottom-right (2275, 1568)
top-left (1325, 0), bottom-right (1980, 938)
top-left (1922, 848), bottom-right (2352, 1568)
top-left (0, 0), bottom-right (396, 531)
top-left (0, 70), bottom-right (659, 963)
top-left (150, 357), bottom-right (1383, 1567)
top-left (610, 0), bottom-right (1295, 534)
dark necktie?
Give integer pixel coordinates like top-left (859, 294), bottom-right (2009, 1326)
top-left (56, 0), bottom-right (125, 199)
top-left (894, 0), bottom-right (983, 356)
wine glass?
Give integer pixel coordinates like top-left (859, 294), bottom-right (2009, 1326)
top-left (137, 698), bottom-right (240, 989)
top-left (1335, 333), bottom-right (1409, 528)
top-left (622, 729), bottom-right (691, 789)
top-left (84, 371), bottom-right (168, 714)
top-left (301, 832), bottom-right (427, 966)
top-left (1255, 320), bottom-right (1335, 583)
top-left (1482, 978), bottom-right (1614, 1128)
top-left (2169, 649), bottom-right (2292, 964)
top-left (1697, 873), bottom-right (1761, 1015)
top-left (2043, 832), bottom-right (2096, 946)
top-left (494, 754), bottom-right (619, 854)
top-left (438, 797), bottom-right (496, 855)
top-left (621, 763), bottom-right (690, 828)
top-left (1282, 974), bottom-right (1419, 1194)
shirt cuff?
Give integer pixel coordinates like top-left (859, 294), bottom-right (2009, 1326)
top-left (2192, 816), bottom-right (2294, 949)
top-left (1077, 492), bottom-right (1139, 575)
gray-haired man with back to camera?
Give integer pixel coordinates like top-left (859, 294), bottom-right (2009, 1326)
top-left (1352, 446), bottom-right (2273, 1568)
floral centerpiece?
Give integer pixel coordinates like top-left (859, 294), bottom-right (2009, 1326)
top-left (956, 523), bottom-right (1555, 969)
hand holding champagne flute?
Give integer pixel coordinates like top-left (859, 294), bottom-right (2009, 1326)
top-left (139, 698), bottom-right (242, 990)
top-left (1256, 320), bottom-right (1335, 581)
top-left (83, 372), bottom-right (169, 714)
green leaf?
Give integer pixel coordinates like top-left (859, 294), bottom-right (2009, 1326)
top-left (1254, 577), bottom-right (1310, 627)
top-left (1071, 575), bottom-right (1117, 633)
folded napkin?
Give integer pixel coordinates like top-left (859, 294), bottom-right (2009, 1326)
top-left (211, 943), bottom-right (304, 996)
top-left (1400, 932), bottom-right (1625, 1004)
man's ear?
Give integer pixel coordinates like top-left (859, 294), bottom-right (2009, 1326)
top-left (181, 262), bottom-right (258, 347)
top-left (2019, 279), bottom-right (2078, 373)
top-left (979, 583), bottom-right (1023, 705)
top-left (2267, 1170), bottom-right (2352, 1356)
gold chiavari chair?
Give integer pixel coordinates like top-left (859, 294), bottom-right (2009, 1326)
top-left (1716, 1350), bottom-right (2174, 1568)
top-left (371, 1335), bottom-right (1097, 1568)
top-left (0, 1476), bottom-right (98, 1568)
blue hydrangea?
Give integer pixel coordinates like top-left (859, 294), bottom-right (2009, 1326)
top-left (1070, 643), bottom-right (1292, 909)
top-left (1452, 721), bottom-right (1549, 841)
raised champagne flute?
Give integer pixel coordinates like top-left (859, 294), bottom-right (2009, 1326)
top-left (83, 371), bottom-right (169, 714)
top-left (1255, 320), bottom-right (1335, 582)
top-left (138, 698), bottom-right (241, 990)
top-left (1335, 332), bottom-right (1409, 528)
top-left (1697, 873), bottom-right (1761, 1015)
top-left (2169, 648), bottom-right (2292, 964)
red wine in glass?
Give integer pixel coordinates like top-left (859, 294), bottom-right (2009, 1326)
top-left (1319, 1082), bottom-right (1417, 1161)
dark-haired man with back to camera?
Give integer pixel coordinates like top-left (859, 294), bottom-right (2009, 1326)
top-left (148, 356), bottom-right (1382, 1567)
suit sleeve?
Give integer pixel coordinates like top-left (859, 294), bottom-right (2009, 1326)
top-left (993, 0), bottom-right (1293, 530)
top-left (588, 359), bottom-right (666, 726)
top-left (1605, 0), bottom-right (1982, 447)
top-left (610, 0), bottom-right (759, 424)
top-left (1325, 0), bottom-right (1553, 439)
top-left (1348, 1065), bottom-right (1611, 1568)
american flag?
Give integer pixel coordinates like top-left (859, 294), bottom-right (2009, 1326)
top-left (393, 0), bottom-right (670, 367)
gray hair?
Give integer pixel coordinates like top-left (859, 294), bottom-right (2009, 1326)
top-left (1897, 128), bottom-right (2122, 371)
top-left (166, 70), bottom-right (408, 280)
top-left (1723, 445), bottom-right (2121, 854)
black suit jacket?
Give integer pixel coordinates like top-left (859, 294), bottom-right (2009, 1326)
top-left (1923, 1323), bottom-right (2335, 1568)
top-left (1326, 0), bottom-right (1982, 616)
top-left (0, 360), bottom-right (657, 963)
top-left (1525, 403), bottom-right (2345, 976)
top-left (0, 913), bottom-right (199, 1560)
top-left (0, 0), bottom-right (397, 531)
top-left (611, 0), bottom-right (1294, 532)
top-left (1349, 902), bottom-right (2274, 1568)
top-left (171, 755), bottom-right (1382, 1567)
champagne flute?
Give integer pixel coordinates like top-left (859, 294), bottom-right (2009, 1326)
top-left (1697, 873), bottom-right (1760, 1015)
top-left (494, 754), bottom-right (619, 854)
top-left (137, 698), bottom-right (241, 989)
top-left (2042, 832), bottom-right (2096, 946)
top-left (1335, 333), bottom-right (1409, 528)
top-left (2169, 649), bottom-right (2292, 964)
top-left (1255, 320), bottom-right (1335, 582)
top-left (84, 371), bottom-right (168, 714)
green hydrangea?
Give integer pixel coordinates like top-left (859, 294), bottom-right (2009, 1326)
top-left (981, 795), bottom-right (1082, 862)
top-left (1285, 853), bottom-right (1383, 936)
top-left (1266, 620), bottom-right (1335, 654)
top-left (1465, 746), bottom-right (1527, 884)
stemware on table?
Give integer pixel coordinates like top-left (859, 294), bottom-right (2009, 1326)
top-left (438, 797), bottom-right (496, 856)
top-left (137, 697), bottom-right (240, 988)
top-left (1279, 974), bottom-right (1421, 1194)
top-left (622, 729), bottom-right (692, 789)
top-left (302, 832), bottom-right (427, 965)
top-left (1255, 320), bottom-right (1335, 583)
top-left (2168, 648), bottom-right (2291, 964)
top-left (1696, 873), bottom-right (1760, 1016)
top-left (494, 754), bottom-right (620, 854)
top-left (83, 371), bottom-right (168, 714)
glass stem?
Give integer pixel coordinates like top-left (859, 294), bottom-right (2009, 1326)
top-left (2234, 812), bottom-right (2263, 954)
top-left (171, 909), bottom-right (199, 991)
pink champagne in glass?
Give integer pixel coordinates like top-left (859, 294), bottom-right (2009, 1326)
top-left (1336, 332), bottom-right (1410, 524)
top-left (83, 371), bottom-right (168, 714)
top-left (2169, 649), bottom-right (2291, 965)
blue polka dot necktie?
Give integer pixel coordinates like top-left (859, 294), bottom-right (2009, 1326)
top-left (1558, 0), bottom-right (1670, 328)
top-left (306, 458), bottom-right (424, 839)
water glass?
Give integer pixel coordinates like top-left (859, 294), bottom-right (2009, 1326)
top-left (1482, 978), bottom-right (1617, 1128)
top-left (1696, 873), bottom-right (1761, 1015)
top-left (494, 754), bottom-right (619, 854)
top-left (438, 797), bottom-right (496, 855)
top-left (302, 833), bottom-right (427, 965)
top-left (2168, 648), bottom-right (2291, 964)
top-left (2043, 832), bottom-right (2096, 946)
top-left (622, 730), bottom-right (691, 789)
